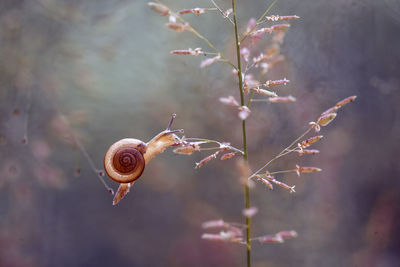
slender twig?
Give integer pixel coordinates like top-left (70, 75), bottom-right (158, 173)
top-left (232, 1), bottom-right (251, 266)
top-left (240, 0), bottom-right (279, 43)
top-left (247, 70), bottom-right (265, 108)
top-left (246, 91), bottom-right (256, 107)
top-left (268, 169), bottom-right (296, 175)
top-left (248, 126), bottom-right (313, 179)
top-left (210, 0), bottom-right (235, 24)
top-left (184, 137), bottom-right (244, 154)
top-left (74, 135), bottom-right (114, 194)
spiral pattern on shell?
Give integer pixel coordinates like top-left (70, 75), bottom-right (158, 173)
top-left (104, 138), bottom-right (147, 183)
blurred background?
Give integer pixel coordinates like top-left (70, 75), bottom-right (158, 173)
top-left (1, 0), bottom-right (399, 266)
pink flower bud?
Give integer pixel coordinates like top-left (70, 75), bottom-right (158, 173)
top-left (246, 18), bottom-right (257, 33)
top-left (317, 112), bottom-right (337, 126)
top-left (202, 219), bottom-right (228, 229)
top-left (265, 15), bottom-right (300, 21)
top-left (295, 165), bottom-right (322, 176)
top-left (148, 2), bottom-right (169, 16)
top-left (170, 48), bottom-right (203, 56)
top-left (335, 95), bottom-right (357, 108)
top-left (276, 230), bottom-right (298, 239)
top-left (220, 152), bottom-right (236, 160)
top-left (258, 235), bottom-right (284, 244)
top-left (195, 152), bottom-right (219, 169)
top-left (251, 24), bottom-right (290, 36)
top-left (263, 78), bottom-right (289, 87)
top-left (263, 175), bottom-right (295, 193)
top-left (200, 55), bottom-right (221, 68)
top-left (298, 149), bottom-right (320, 156)
top-left (300, 135), bottom-right (323, 148)
top-left (268, 95), bottom-right (296, 103)
top-left (257, 176), bottom-right (273, 190)
top-left (173, 145), bottom-right (195, 155)
top-left (321, 106), bottom-right (339, 116)
top-left (271, 23), bottom-right (291, 31)
top-left (252, 87), bottom-right (277, 97)
top-left (166, 22), bottom-right (189, 32)
top-left (179, 8), bottom-right (205, 16)
top-left (238, 106), bottom-right (251, 120)
top-left (242, 207), bottom-right (258, 218)
top-left (219, 96), bottom-right (239, 106)
top-left (240, 47), bottom-right (250, 62)
top-left (201, 233), bottom-right (225, 241)
top-left (224, 8), bottom-right (233, 17)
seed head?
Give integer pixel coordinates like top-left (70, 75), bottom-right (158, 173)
top-left (195, 152), bottom-right (219, 169)
top-left (298, 149), bottom-right (320, 156)
top-left (262, 174), bottom-right (295, 193)
top-left (258, 235), bottom-right (284, 244)
top-left (200, 55), bottom-right (221, 68)
top-left (178, 8), bottom-right (205, 16)
top-left (173, 145), bottom-right (195, 155)
top-left (148, 2), bottom-right (169, 16)
top-left (224, 8), bottom-right (233, 18)
top-left (300, 135), bottom-right (323, 148)
top-left (321, 106), bottom-right (339, 116)
top-left (252, 87), bottom-right (278, 97)
top-left (317, 112), bottom-right (337, 126)
top-left (263, 78), bottom-right (289, 87)
top-left (242, 207), bottom-right (259, 218)
top-left (256, 175), bottom-right (274, 190)
top-left (238, 106), bottom-right (251, 120)
top-left (276, 230), bottom-right (298, 239)
top-left (265, 15), bottom-right (300, 21)
top-left (166, 22), bottom-right (189, 32)
top-left (336, 95), bottom-right (357, 108)
top-left (170, 48), bottom-right (203, 56)
top-left (240, 47), bottom-right (250, 62)
top-left (220, 152), bottom-right (236, 160)
top-left (251, 24), bottom-right (290, 35)
top-left (295, 165), bottom-right (322, 176)
top-left (219, 96), bottom-right (239, 107)
top-left (202, 219), bottom-right (228, 229)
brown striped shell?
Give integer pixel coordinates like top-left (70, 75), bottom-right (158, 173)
top-left (104, 138), bottom-right (147, 183)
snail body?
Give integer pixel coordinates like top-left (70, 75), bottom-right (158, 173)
top-left (104, 114), bottom-right (183, 205)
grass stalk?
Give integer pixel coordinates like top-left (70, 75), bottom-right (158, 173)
top-left (231, 1), bottom-right (251, 266)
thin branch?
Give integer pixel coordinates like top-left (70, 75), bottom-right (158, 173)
top-left (248, 126), bottom-right (313, 179)
top-left (184, 137), bottom-right (244, 154)
top-left (74, 136), bottom-right (114, 194)
top-left (268, 169), bottom-right (296, 175)
top-left (210, 0), bottom-right (234, 24)
top-left (240, 0), bottom-right (279, 43)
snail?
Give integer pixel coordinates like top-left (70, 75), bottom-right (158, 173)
top-left (104, 114), bottom-right (183, 205)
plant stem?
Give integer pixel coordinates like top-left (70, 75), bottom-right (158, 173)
top-left (231, 1), bottom-right (251, 266)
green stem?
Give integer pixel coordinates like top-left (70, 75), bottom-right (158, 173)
top-left (231, 1), bottom-right (251, 266)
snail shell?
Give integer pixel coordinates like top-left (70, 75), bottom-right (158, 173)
top-left (104, 138), bottom-right (147, 183)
